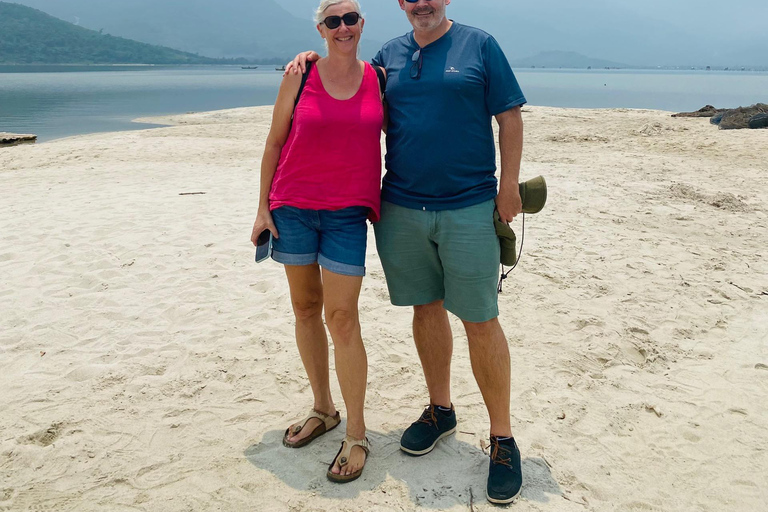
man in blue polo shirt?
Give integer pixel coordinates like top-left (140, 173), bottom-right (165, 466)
top-left (288, 0), bottom-right (526, 504)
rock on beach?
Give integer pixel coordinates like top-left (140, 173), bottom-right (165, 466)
top-left (717, 103), bottom-right (768, 130)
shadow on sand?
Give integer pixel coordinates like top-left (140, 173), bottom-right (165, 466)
top-left (245, 423), bottom-right (562, 508)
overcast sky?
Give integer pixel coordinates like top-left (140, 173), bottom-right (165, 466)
top-left (284, 0), bottom-right (768, 66)
top-left (10, 0), bottom-right (768, 66)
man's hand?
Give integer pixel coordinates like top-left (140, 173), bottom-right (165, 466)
top-left (495, 106), bottom-right (524, 223)
top-left (495, 182), bottom-right (522, 224)
top-left (284, 51), bottom-right (321, 76)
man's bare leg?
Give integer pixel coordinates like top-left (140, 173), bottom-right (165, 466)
top-left (413, 300), bottom-right (453, 407)
top-left (463, 317), bottom-right (513, 437)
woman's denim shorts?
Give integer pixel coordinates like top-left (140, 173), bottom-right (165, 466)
top-left (270, 205), bottom-right (369, 277)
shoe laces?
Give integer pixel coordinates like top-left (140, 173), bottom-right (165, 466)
top-left (417, 404), bottom-right (439, 429)
top-left (490, 437), bottom-right (514, 468)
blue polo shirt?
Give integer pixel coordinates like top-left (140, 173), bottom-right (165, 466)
top-left (372, 23), bottom-right (526, 211)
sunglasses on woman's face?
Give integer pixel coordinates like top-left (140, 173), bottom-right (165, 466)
top-left (322, 12), bottom-right (361, 29)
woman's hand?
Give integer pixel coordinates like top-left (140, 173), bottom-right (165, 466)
top-left (284, 51), bottom-right (321, 76)
top-left (251, 208), bottom-right (279, 246)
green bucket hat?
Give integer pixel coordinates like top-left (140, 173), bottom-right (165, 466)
top-left (495, 175), bottom-right (548, 266)
top-left (519, 175), bottom-right (547, 214)
top-left (494, 210), bottom-right (518, 266)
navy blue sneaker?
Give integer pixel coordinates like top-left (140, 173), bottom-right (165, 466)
top-left (400, 404), bottom-right (457, 456)
top-left (486, 436), bottom-right (523, 505)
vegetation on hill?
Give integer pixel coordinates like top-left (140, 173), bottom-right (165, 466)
top-left (0, 2), bottom-right (249, 65)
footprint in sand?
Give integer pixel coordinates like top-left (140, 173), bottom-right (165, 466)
top-left (19, 422), bottom-right (64, 447)
top-left (0, 488), bottom-right (15, 503)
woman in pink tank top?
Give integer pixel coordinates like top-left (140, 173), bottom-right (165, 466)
top-left (249, 0), bottom-right (384, 484)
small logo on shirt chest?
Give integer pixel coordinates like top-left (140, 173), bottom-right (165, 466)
top-left (445, 66), bottom-right (460, 74)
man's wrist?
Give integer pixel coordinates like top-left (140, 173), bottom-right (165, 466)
top-left (499, 175), bottom-right (521, 189)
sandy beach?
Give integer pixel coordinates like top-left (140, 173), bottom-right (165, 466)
top-left (1, 105), bottom-right (767, 511)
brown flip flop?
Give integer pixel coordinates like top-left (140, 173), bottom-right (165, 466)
top-left (282, 409), bottom-right (341, 448)
top-left (326, 435), bottom-right (370, 483)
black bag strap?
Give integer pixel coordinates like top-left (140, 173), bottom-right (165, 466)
top-left (374, 65), bottom-right (386, 98)
top-left (294, 61), bottom-right (314, 109)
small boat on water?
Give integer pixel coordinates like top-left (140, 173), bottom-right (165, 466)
top-left (241, 66), bottom-right (259, 69)
top-left (275, 65), bottom-right (286, 71)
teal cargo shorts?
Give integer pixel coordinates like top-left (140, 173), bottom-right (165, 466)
top-left (373, 199), bottom-right (500, 323)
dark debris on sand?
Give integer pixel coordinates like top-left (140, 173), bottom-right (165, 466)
top-left (672, 104), bottom-right (768, 130)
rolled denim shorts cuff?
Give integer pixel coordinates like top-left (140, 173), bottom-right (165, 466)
top-left (318, 254), bottom-right (365, 277)
top-left (271, 250), bottom-right (317, 266)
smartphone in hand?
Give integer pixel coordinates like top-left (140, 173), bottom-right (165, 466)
top-left (255, 230), bottom-right (273, 263)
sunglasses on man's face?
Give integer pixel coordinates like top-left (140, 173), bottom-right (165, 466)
top-left (404, 0), bottom-right (433, 3)
top-left (322, 12), bottom-right (361, 29)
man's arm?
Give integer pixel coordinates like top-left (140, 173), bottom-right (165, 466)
top-left (494, 106), bottom-right (524, 223)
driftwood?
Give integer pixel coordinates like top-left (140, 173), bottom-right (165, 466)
top-left (673, 104), bottom-right (768, 129)
top-left (0, 132), bottom-right (37, 146)
top-left (671, 105), bottom-right (726, 118)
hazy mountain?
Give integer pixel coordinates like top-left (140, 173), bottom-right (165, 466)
top-left (0, 2), bottom-right (232, 64)
top-left (7, 0), bottom-right (768, 67)
top-left (286, 0), bottom-right (768, 67)
top-left (7, 0), bottom-right (383, 61)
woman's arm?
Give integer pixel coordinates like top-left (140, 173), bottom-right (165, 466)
top-left (251, 72), bottom-right (303, 245)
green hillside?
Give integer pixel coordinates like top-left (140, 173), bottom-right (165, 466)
top-left (0, 2), bottom-right (236, 64)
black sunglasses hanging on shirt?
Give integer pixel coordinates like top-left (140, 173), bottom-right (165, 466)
top-left (410, 48), bottom-right (423, 80)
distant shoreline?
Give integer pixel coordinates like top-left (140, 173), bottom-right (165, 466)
top-left (2, 63), bottom-right (767, 73)
top-left (0, 63), bottom-right (279, 68)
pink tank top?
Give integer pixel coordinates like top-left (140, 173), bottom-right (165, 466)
top-left (269, 62), bottom-right (384, 221)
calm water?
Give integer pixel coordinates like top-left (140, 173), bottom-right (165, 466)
top-left (1, 65), bottom-right (767, 142)
top-left (0, 66), bottom-right (284, 142)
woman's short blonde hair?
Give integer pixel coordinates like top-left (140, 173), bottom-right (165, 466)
top-left (314, 0), bottom-right (363, 25)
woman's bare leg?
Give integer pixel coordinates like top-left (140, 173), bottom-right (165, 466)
top-left (284, 264), bottom-right (336, 443)
top-left (322, 268), bottom-right (367, 476)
